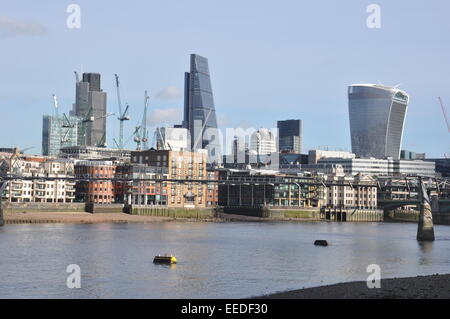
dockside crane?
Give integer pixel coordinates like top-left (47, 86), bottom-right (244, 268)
top-left (114, 74), bottom-right (130, 149)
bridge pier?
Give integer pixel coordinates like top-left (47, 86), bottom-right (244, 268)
top-left (417, 180), bottom-right (435, 242)
top-left (0, 181), bottom-right (7, 227)
top-left (0, 201), bottom-right (4, 227)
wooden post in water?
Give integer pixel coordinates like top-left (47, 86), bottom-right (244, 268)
top-left (417, 178), bottom-right (435, 242)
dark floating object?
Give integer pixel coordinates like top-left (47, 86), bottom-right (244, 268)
top-left (314, 240), bottom-right (329, 246)
top-left (153, 254), bottom-right (177, 264)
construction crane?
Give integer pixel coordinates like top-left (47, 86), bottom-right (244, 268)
top-left (131, 91), bottom-right (151, 151)
top-left (81, 106), bottom-right (114, 146)
top-left (141, 91), bottom-right (150, 150)
top-left (114, 74), bottom-right (130, 149)
top-left (61, 113), bottom-right (75, 144)
top-left (438, 97), bottom-right (450, 134)
top-left (74, 71), bottom-right (80, 83)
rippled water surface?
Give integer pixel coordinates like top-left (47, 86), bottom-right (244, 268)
top-left (0, 222), bottom-right (449, 298)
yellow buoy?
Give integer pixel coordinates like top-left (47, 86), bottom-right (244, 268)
top-left (153, 254), bottom-right (177, 264)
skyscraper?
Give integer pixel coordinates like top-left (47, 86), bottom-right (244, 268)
top-left (73, 72), bottom-right (107, 147)
top-left (277, 119), bottom-right (302, 153)
top-left (348, 84), bottom-right (409, 160)
top-left (183, 54), bottom-right (220, 159)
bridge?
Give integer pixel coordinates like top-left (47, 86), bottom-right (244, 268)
top-left (1, 175), bottom-right (450, 227)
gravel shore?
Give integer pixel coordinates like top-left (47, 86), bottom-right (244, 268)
top-left (257, 274), bottom-right (450, 299)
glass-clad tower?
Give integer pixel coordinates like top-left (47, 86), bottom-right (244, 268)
top-left (42, 115), bottom-right (82, 156)
top-left (183, 54), bottom-right (220, 159)
top-left (348, 84), bottom-right (409, 160)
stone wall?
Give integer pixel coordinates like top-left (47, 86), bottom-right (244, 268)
top-left (129, 206), bottom-right (216, 219)
top-left (85, 203), bottom-right (124, 214)
top-left (3, 202), bottom-right (86, 213)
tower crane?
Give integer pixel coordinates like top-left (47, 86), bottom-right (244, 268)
top-left (438, 97), bottom-right (450, 134)
top-left (141, 91), bottom-right (150, 150)
top-left (74, 71), bottom-right (80, 83)
top-left (132, 91), bottom-right (151, 150)
top-left (114, 74), bottom-right (130, 149)
top-left (81, 106), bottom-right (114, 147)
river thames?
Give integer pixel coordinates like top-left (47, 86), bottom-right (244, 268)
top-left (0, 222), bottom-right (449, 298)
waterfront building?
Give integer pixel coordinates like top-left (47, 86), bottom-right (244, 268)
top-left (131, 149), bottom-right (208, 208)
top-left (42, 114), bottom-right (83, 156)
top-left (0, 157), bottom-right (76, 203)
top-left (316, 157), bottom-right (436, 176)
top-left (206, 169), bottom-right (219, 207)
top-left (1, 179), bottom-right (76, 203)
top-left (72, 72), bottom-right (107, 147)
top-left (323, 168), bottom-right (377, 209)
top-left (155, 127), bottom-right (190, 151)
top-left (74, 161), bottom-right (116, 203)
top-left (114, 164), bottom-right (168, 206)
top-left (348, 84), bottom-right (409, 159)
top-left (217, 169), bottom-right (324, 208)
top-left (277, 120), bottom-right (302, 153)
top-left (60, 145), bottom-right (131, 160)
top-left (182, 54), bottom-right (221, 161)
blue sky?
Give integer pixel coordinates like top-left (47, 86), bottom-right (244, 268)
top-left (0, 0), bottom-right (449, 157)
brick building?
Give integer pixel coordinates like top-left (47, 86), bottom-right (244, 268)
top-left (131, 149), bottom-right (208, 208)
top-left (74, 161), bottom-right (116, 203)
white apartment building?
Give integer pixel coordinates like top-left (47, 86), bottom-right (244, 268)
top-left (0, 157), bottom-right (76, 203)
top-left (323, 168), bottom-right (377, 209)
top-left (5, 179), bottom-right (76, 203)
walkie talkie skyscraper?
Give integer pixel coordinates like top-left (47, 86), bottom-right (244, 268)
top-left (348, 84), bottom-right (409, 160)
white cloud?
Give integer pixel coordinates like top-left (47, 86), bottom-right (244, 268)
top-left (156, 86), bottom-right (181, 100)
top-left (148, 107), bottom-right (182, 126)
top-left (0, 15), bottom-right (47, 38)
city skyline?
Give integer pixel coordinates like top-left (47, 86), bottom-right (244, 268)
top-left (0, 0), bottom-right (449, 157)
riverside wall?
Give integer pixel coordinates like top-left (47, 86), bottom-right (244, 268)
top-left (128, 205), bottom-right (217, 220)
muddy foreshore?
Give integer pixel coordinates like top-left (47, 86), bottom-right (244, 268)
top-left (256, 274), bottom-right (450, 299)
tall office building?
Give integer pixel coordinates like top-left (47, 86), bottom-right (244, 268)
top-left (277, 119), bottom-right (302, 153)
top-left (42, 115), bottom-right (83, 156)
top-left (250, 129), bottom-right (277, 156)
top-left (348, 84), bottom-right (409, 160)
top-left (73, 72), bottom-right (107, 147)
top-left (183, 54), bottom-right (220, 160)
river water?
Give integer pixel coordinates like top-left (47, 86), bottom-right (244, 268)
top-left (0, 222), bottom-right (449, 298)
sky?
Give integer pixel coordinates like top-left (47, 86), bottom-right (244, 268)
top-left (0, 0), bottom-right (449, 157)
